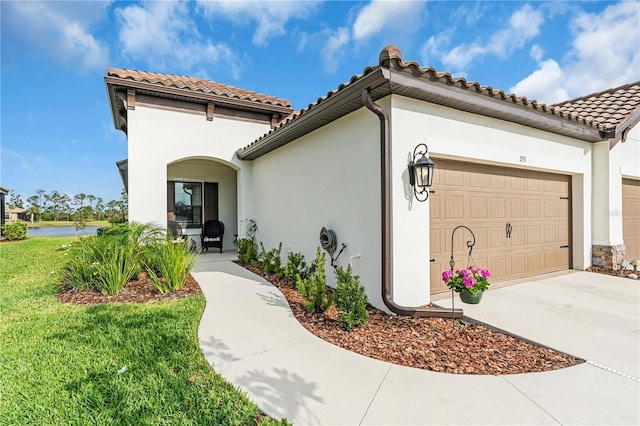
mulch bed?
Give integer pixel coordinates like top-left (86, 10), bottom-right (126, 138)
top-left (61, 262), bottom-right (635, 375)
top-left (586, 265), bottom-right (638, 279)
top-left (57, 274), bottom-right (202, 305)
top-left (239, 263), bottom-right (583, 375)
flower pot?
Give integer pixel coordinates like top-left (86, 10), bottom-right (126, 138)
top-left (460, 290), bottom-right (483, 304)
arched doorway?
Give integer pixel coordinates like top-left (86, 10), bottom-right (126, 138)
top-left (167, 157), bottom-right (238, 251)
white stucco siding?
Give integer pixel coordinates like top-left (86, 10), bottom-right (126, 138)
top-left (595, 125), bottom-right (640, 246)
top-left (390, 95), bottom-right (593, 298)
top-left (126, 102), bottom-right (271, 236)
top-left (251, 107), bottom-right (384, 310)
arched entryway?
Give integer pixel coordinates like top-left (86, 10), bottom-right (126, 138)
top-left (167, 157), bottom-right (238, 251)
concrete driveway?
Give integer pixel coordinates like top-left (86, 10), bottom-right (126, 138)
top-left (433, 271), bottom-right (640, 379)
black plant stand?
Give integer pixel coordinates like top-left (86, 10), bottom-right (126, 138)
top-left (449, 225), bottom-right (476, 326)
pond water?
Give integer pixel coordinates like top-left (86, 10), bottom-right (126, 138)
top-left (27, 226), bottom-right (102, 237)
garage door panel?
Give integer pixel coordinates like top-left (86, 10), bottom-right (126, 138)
top-left (622, 178), bottom-right (640, 260)
top-left (527, 225), bottom-right (541, 244)
top-left (511, 254), bottom-right (526, 274)
top-left (544, 225), bottom-right (557, 243)
top-left (527, 200), bottom-right (540, 218)
top-left (544, 199), bottom-right (557, 217)
top-left (430, 159), bottom-right (571, 294)
top-left (491, 199), bottom-right (507, 217)
top-left (470, 197), bottom-right (488, 218)
top-left (445, 196), bottom-right (464, 218)
top-left (511, 198), bottom-right (526, 217)
top-left (511, 225), bottom-right (526, 246)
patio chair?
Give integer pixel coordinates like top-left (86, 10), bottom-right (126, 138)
top-left (201, 219), bottom-right (224, 253)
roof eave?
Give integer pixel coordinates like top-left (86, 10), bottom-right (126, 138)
top-left (388, 70), bottom-right (604, 143)
top-left (104, 76), bottom-right (293, 116)
top-left (237, 68), bottom-right (391, 160)
top-left (105, 78), bottom-right (127, 133)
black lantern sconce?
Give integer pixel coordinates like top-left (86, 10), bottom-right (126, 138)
top-left (408, 143), bottom-right (435, 202)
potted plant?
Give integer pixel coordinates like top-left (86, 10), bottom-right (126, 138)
top-left (442, 266), bottom-right (491, 304)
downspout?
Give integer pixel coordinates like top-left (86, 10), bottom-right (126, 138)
top-left (362, 88), bottom-right (463, 319)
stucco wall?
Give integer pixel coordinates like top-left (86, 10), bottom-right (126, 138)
top-left (390, 95), bottom-right (594, 301)
top-left (251, 105), bottom-right (384, 309)
top-left (126, 101), bottom-right (270, 239)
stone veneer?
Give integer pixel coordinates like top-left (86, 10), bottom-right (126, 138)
top-left (592, 244), bottom-right (626, 268)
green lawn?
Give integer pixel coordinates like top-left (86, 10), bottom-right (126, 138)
top-left (28, 220), bottom-right (111, 228)
top-left (0, 237), bottom-right (289, 425)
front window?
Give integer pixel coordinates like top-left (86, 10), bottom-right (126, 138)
top-left (173, 182), bottom-right (202, 227)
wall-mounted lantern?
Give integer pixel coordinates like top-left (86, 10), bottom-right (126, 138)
top-left (408, 143), bottom-right (435, 202)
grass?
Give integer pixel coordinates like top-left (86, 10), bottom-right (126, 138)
top-left (0, 237), bottom-right (289, 425)
top-left (28, 220), bottom-right (111, 228)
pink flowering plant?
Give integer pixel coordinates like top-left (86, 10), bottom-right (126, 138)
top-left (442, 266), bottom-right (491, 295)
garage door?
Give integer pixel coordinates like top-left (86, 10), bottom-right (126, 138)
top-left (622, 178), bottom-right (640, 260)
top-left (430, 160), bottom-right (571, 294)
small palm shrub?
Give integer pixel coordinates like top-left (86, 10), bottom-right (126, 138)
top-left (93, 239), bottom-right (138, 295)
top-left (146, 237), bottom-right (198, 294)
top-left (334, 266), bottom-right (369, 331)
top-left (237, 238), bottom-right (258, 265)
top-left (2, 220), bottom-right (28, 240)
top-left (261, 242), bottom-right (284, 276)
top-left (284, 252), bottom-right (309, 285)
top-left (62, 236), bottom-right (102, 290)
top-left (297, 248), bottom-right (332, 313)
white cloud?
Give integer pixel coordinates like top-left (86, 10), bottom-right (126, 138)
top-left (434, 3), bottom-right (544, 71)
top-left (197, 0), bottom-right (320, 46)
top-left (510, 1), bottom-right (640, 103)
top-left (115, 2), bottom-right (239, 77)
top-left (509, 59), bottom-right (568, 104)
top-left (2, 1), bottom-right (110, 70)
top-left (1, 148), bottom-right (33, 171)
top-left (352, 0), bottom-right (426, 41)
top-left (530, 45), bottom-right (544, 62)
top-left (321, 27), bottom-right (350, 73)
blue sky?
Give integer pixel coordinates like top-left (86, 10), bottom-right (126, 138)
top-left (2, 0), bottom-right (639, 204)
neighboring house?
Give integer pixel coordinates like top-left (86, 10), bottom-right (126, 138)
top-left (106, 46), bottom-right (639, 314)
top-left (4, 206), bottom-right (27, 223)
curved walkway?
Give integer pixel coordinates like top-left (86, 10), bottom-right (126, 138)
top-left (194, 256), bottom-right (639, 425)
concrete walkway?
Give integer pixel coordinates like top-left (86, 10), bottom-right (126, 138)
top-left (194, 255), bottom-right (640, 425)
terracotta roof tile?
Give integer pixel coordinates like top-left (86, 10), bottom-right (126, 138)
top-left (239, 46), bottom-right (632, 158)
top-left (106, 68), bottom-right (291, 108)
top-left (552, 82), bottom-right (640, 130)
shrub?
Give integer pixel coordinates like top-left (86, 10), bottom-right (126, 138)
top-left (146, 237), bottom-right (198, 294)
top-left (61, 222), bottom-right (167, 295)
top-left (261, 242), bottom-right (284, 276)
top-left (333, 266), bottom-right (369, 331)
top-left (297, 248), bottom-right (332, 313)
top-left (237, 238), bottom-right (258, 265)
top-left (93, 239), bottom-right (138, 295)
top-left (61, 236), bottom-right (102, 290)
top-left (284, 252), bottom-right (309, 284)
top-left (2, 220), bottom-right (28, 240)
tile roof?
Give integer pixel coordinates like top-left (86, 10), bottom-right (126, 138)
top-left (238, 46), bottom-right (625, 159)
top-left (106, 68), bottom-right (291, 108)
top-left (552, 82), bottom-right (640, 131)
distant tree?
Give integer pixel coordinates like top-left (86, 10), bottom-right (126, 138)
top-left (25, 205), bottom-right (39, 223)
top-left (95, 197), bottom-right (104, 221)
top-left (35, 189), bottom-right (46, 210)
top-left (73, 193), bottom-right (87, 211)
top-left (8, 191), bottom-right (24, 209)
top-left (26, 195), bottom-right (42, 221)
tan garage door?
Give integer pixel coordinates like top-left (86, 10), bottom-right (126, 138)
top-left (430, 160), bottom-right (571, 294)
top-left (622, 178), bottom-right (640, 260)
